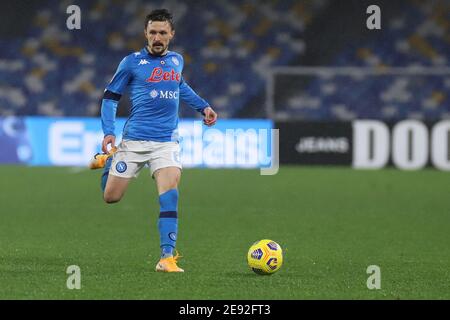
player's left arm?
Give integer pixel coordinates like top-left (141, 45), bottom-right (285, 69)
top-left (179, 77), bottom-right (217, 127)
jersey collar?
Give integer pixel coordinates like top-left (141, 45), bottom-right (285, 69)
top-left (143, 45), bottom-right (170, 58)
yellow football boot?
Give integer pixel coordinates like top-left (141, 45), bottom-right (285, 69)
top-left (89, 146), bottom-right (117, 169)
top-left (155, 251), bottom-right (184, 273)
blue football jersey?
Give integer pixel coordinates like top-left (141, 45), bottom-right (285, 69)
top-left (101, 47), bottom-right (209, 142)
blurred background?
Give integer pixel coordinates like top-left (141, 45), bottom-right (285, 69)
top-left (0, 0), bottom-right (449, 168)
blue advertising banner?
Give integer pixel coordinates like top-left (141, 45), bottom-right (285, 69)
top-left (0, 117), bottom-right (32, 164)
top-left (0, 117), bottom-right (273, 168)
top-left (178, 119), bottom-right (273, 168)
top-left (24, 117), bottom-right (126, 166)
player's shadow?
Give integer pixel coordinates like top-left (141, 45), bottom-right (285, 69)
top-left (223, 269), bottom-right (296, 279)
top-left (222, 271), bottom-right (269, 279)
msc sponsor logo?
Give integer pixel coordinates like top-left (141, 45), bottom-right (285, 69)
top-left (149, 90), bottom-right (179, 99)
top-left (159, 90), bottom-right (178, 99)
top-left (146, 67), bottom-right (181, 83)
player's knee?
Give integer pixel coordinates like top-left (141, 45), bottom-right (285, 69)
top-left (161, 181), bottom-right (178, 194)
top-left (103, 193), bottom-right (121, 204)
top-left (170, 172), bottom-right (181, 188)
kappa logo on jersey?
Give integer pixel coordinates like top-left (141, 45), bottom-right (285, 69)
top-left (146, 67), bottom-right (181, 83)
top-left (138, 59), bottom-right (149, 65)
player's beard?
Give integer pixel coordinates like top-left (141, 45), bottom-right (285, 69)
top-left (150, 42), bottom-right (167, 56)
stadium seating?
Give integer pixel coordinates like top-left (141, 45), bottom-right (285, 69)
top-left (279, 0), bottom-right (450, 120)
top-left (0, 0), bottom-right (325, 118)
top-left (1, 0), bottom-right (448, 121)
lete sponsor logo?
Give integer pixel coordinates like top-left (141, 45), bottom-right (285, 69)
top-left (146, 67), bottom-right (181, 82)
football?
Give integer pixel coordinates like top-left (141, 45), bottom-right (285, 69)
top-left (247, 239), bottom-right (283, 275)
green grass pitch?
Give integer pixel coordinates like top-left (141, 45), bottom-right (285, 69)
top-left (0, 165), bottom-right (449, 299)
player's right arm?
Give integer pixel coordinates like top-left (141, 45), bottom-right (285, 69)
top-left (101, 56), bottom-right (132, 152)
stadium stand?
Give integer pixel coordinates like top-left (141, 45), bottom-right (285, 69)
top-left (277, 0), bottom-right (450, 121)
top-left (1, 0), bottom-right (448, 121)
top-left (0, 0), bottom-right (326, 118)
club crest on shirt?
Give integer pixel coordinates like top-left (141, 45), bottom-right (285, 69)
top-left (171, 57), bottom-right (179, 66)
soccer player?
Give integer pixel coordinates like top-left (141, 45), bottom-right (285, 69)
top-left (90, 9), bottom-right (217, 272)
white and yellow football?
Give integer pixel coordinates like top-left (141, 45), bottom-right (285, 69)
top-left (247, 239), bottom-right (283, 275)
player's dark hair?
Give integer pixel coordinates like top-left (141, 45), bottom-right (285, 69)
top-left (145, 9), bottom-right (174, 30)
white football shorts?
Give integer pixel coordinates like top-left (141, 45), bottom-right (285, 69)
top-left (109, 140), bottom-right (182, 178)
